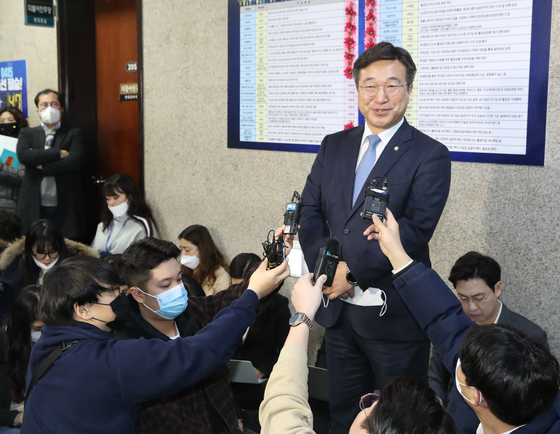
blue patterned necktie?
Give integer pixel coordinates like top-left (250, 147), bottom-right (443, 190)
top-left (352, 134), bottom-right (381, 206)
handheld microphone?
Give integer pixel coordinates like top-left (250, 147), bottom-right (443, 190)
top-left (283, 191), bottom-right (301, 235)
top-left (313, 237), bottom-right (340, 287)
top-left (262, 230), bottom-right (286, 270)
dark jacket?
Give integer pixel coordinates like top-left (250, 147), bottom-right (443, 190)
top-left (429, 302), bottom-right (549, 406)
top-left (0, 327), bottom-right (19, 428)
top-left (232, 293), bottom-right (291, 377)
top-left (0, 162), bottom-right (24, 213)
top-left (114, 283), bottom-right (253, 434)
top-left (21, 290), bottom-right (259, 434)
top-left (16, 124), bottom-right (87, 238)
top-left (0, 237), bottom-right (99, 293)
top-left (394, 263), bottom-right (560, 434)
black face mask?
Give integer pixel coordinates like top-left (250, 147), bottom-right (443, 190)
top-left (94, 292), bottom-right (132, 331)
top-left (0, 123), bottom-right (18, 137)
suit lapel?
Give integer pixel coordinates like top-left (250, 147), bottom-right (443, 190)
top-left (338, 125), bottom-right (364, 212)
top-left (347, 120), bottom-right (413, 220)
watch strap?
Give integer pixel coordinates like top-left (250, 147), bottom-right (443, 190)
top-left (290, 312), bottom-right (313, 331)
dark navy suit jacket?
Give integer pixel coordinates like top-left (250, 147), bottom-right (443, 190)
top-left (394, 263), bottom-right (560, 434)
top-left (299, 119), bottom-right (451, 340)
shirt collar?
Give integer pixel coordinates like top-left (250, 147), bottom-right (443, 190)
top-left (493, 300), bottom-right (503, 324)
top-left (41, 121), bottom-right (62, 133)
top-left (361, 117), bottom-right (405, 147)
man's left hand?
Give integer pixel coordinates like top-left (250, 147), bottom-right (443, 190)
top-left (322, 261), bottom-right (355, 300)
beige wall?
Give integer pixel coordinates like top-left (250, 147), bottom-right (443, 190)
top-left (0, 0), bottom-right (58, 127)
top-left (142, 0), bottom-right (560, 359)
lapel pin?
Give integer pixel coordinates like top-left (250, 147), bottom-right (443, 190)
top-left (394, 146), bottom-right (399, 151)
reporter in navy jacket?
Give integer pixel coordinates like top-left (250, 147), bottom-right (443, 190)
top-left (22, 255), bottom-right (289, 434)
top-left (365, 210), bottom-right (560, 434)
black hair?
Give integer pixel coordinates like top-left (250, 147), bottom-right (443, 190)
top-left (6, 285), bottom-right (41, 402)
top-left (362, 377), bottom-right (457, 434)
top-left (352, 41), bottom-right (417, 87)
top-left (0, 210), bottom-right (22, 242)
top-left (34, 89), bottom-right (64, 109)
top-left (120, 237), bottom-right (180, 289)
top-left (39, 256), bottom-right (120, 326)
top-left (102, 254), bottom-right (126, 286)
top-left (230, 253), bottom-right (261, 280)
top-left (101, 174), bottom-right (157, 232)
top-left (459, 324), bottom-right (560, 426)
top-left (448, 251), bottom-right (501, 290)
top-left (23, 220), bottom-right (69, 287)
top-left (178, 225), bottom-right (228, 290)
top-left (0, 106), bottom-right (29, 138)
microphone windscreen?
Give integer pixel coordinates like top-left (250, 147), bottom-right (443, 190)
top-left (325, 237), bottom-right (340, 255)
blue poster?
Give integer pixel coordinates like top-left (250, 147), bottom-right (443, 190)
top-left (0, 60), bottom-right (28, 117)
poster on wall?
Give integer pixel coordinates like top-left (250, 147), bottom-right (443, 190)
top-left (228, 0), bottom-right (552, 166)
top-left (0, 60), bottom-right (28, 118)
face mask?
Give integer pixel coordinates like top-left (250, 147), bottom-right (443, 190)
top-left (31, 331), bottom-right (42, 343)
top-left (32, 255), bottom-right (59, 270)
top-left (181, 254), bottom-right (200, 270)
top-left (0, 123), bottom-right (18, 137)
top-left (40, 106), bottom-right (61, 125)
top-left (109, 201), bottom-right (129, 218)
top-left (455, 359), bottom-right (482, 405)
top-left (94, 292), bottom-right (132, 331)
top-left (138, 282), bottom-right (188, 320)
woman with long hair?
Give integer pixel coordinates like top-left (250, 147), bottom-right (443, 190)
top-left (0, 285), bottom-right (42, 431)
top-left (91, 174), bottom-right (158, 257)
top-left (0, 220), bottom-right (97, 292)
top-left (0, 107), bottom-right (28, 213)
top-left (178, 225), bottom-right (230, 296)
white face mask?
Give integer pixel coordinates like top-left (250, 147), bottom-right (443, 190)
top-left (181, 253), bottom-right (200, 270)
top-left (455, 359), bottom-right (482, 405)
top-left (109, 201), bottom-right (129, 218)
top-left (32, 255), bottom-right (59, 270)
top-left (31, 331), bottom-right (42, 343)
top-left (40, 106), bottom-right (61, 125)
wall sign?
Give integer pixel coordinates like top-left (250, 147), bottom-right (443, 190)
top-left (25, 0), bottom-right (55, 27)
top-left (125, 61), bottom-right (138, 73)
top-left (119, 83), bottom-right (138, 101)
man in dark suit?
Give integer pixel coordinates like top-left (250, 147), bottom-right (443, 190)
top-left (16, 89), bottom-right (86, 239)
top-left (429, 251), bottom-right (549, 407)
top-left (367, 211), bottom-right (560, 434)
top-left (298, 42), bottom-right (451, 433)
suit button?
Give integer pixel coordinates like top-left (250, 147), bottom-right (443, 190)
top-left (343, 228), bottom-right (350, 235)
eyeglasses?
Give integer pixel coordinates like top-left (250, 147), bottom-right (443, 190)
top-left (96, 285), bottom-right (122, 296)
top-left (359, 393), bottom-right (379, 432)
top-left (38, 101), bottom-right (61, 110)
top-left (458, 291), bottom-right (493, 306)
top-left (32, 250), bottom-right (59, 260)
top-left (358, 84), bottom-right (407, 97)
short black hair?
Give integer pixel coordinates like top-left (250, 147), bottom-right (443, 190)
top-left (102, 254), bottom-right (126, 286)
top-left (352, 41), bottom-right (417, 86)
top-left (0, 210), bottom-right (22, 242)
top-left (120, 237), bottom-right (180, 288)
top-left (459, 324), bottom-right (560, 426)
top-left (448, 251), bottom-right (501, 290)
top-left (362, 377), bottom-right (457, 434)
top-left (34, 89), bottom-right (64, 109)
top-left (39, 256), bottom-right (120, 326)
top-left (229, 253), bottom-right (261, 280)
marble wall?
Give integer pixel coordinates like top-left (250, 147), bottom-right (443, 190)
top-left (0, 0), bottom-right (58, 127)
top-left (145, 0), bottom-right (560, 360)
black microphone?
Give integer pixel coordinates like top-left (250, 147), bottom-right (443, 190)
top-left (313, 237), bottom-right (340, 287)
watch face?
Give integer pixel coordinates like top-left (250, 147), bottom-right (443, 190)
top-left (289, 312), bottom-right (302, 325)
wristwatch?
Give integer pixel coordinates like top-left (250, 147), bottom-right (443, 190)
top-left (346, 266), bottom-right (359, 287)
top-left (289, 312), bottom-right (313, 331)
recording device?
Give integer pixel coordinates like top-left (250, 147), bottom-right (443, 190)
top-left (313, 237), bottom-right (340, 287)
top-left (262, 230), bottom-right (286, 270)
top-left (283, 191), bottom-right (301, 235)
top-left (361, 177), bottom-right (389, 221)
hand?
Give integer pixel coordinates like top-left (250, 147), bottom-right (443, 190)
top-left (364, 209), bottom-right (411, 270)
top-left (322, 261), bottom-right (355, 300)
top-left (37, 165), bottom-right (42, 170)
top-left (291, 273), bottom-right (326, 320)
top-left (60, 150), bottom-right (69, 158)
top-left (14, 411), bottom-right (23, 427)
top-left (254, 367), bottom-right (265, 379)
top-left (248, 258), bottom-right (291, 299)
top-left (275, 225), bottom-right (296, 257)
top-left (238, 420), bottom-right (244, 432)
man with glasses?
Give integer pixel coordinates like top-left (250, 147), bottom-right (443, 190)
top-left (429, 251), bottom-right (548, 407)
top-left (298, 42), bottom-right (451, 433)
top-left (16, 89), bottom-right (86, 239)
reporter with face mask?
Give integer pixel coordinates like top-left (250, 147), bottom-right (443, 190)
top-left (91, 174), bottom-right (158, 257)
top-left (16, 89), bottom-right (87, 240)
top-left (0, 107), bottom-right (28, 213)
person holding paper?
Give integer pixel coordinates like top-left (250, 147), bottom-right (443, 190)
top-left (0, 107), bottom-right (27, 212)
